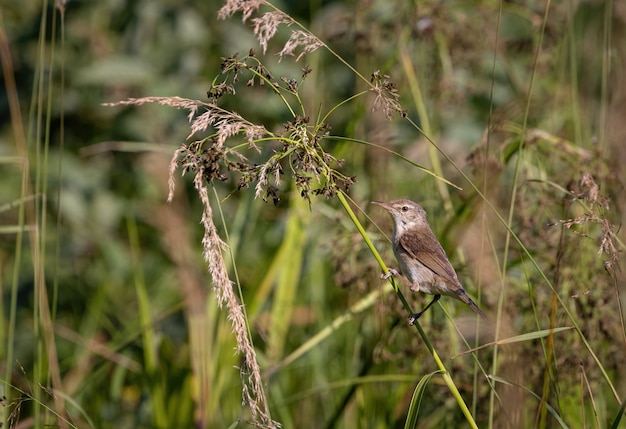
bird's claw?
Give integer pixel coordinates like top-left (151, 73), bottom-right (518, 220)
top-left (408, 312), bottom-right (422, 326)
top-left (381, 268), bottom-right (400, 280)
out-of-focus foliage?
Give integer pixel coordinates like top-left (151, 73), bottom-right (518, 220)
top-left (1, 0), bottom-right (625, 428)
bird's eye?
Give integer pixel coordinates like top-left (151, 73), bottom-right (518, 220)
top-left (401, 205), bottom-right (409, 212)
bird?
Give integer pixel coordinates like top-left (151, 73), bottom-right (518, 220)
top-left (372, 199), bottom-right (486, 324)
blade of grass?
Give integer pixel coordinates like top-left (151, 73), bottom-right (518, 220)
top-left (398, 28), bottom-right (453, 213)
top-left (267, 195), bottom-right (309, 362)
top-left (404, 371), bottom-right (443, 429)
top-left (579, 361), bottom-right (601, 428)
top-left (329, 136), bottom-right (462, 191)
top-left (610, 396), bottom-right (626, 429)
top-left (452, 327), bottom-right (574, 358)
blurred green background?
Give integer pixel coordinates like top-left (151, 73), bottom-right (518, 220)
top-left (2, 0), bottom-right (626, 428)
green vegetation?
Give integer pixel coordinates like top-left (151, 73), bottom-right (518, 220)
top-left (1, 0), bottom-right (625, 428)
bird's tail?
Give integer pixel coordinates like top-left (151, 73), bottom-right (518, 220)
top-left (468, 298), bottom-right (487, 320)
top-left (457, 290), bottom-right (487, 320)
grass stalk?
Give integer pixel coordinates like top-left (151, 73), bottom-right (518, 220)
top-left (489, 3), bottom-right (550, 426)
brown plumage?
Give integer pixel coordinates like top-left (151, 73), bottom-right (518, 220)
top-left (372, 199), bottom-right (486, 324)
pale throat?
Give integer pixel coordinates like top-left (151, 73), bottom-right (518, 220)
top-left (393, 217), bottom-right (417, 236)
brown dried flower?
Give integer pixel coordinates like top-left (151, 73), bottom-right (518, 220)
top-left (370, 70), bottom-right (405, 119)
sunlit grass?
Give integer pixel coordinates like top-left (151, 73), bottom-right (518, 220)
top-left (1, 1), bottom-right (625, 428)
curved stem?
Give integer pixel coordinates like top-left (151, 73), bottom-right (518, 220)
top-left (336, 191), bottom-right (479, 429)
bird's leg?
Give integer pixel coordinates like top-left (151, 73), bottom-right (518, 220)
top-left (408, 294), bottom-right (441, 325)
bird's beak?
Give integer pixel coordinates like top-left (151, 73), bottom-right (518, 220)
top-left (371, 200), bottom-right (392, 211)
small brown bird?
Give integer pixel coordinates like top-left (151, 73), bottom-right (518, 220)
top-left (372, 199), bottom-right (486, 324)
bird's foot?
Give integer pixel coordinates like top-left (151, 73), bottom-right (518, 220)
top-left (407, 295), bottom-right (440, 325)
top-left (408, 312), bottom-right (423, 326)
top-left (381, 268), bottom-right (400, 280)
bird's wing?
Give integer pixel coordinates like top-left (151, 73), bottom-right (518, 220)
top-left (399, 230), bottom-right (459, 284)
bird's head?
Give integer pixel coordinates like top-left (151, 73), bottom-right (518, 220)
top-left (371, 199), bottom-right (428, 234)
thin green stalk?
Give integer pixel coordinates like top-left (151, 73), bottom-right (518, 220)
top-left (212, 187), bottom-right (275, 424)
top-left (399, 29), bottom-right (452, 213)
top-left (400, 110), bottom-right (621, 403)
top-left (336, 191), bottom-right (479, 429)
top-left (481, 0), bottom-right (503, 420)
top-left (31, 2), bottom-right (49, 426)
top-left (0, 9), bottom-right (30, 427)
top-left (127, 218), bottom-right (168, 428)
top-left (3, 166), bottom-right (27, 429)
top-left (597, 0), bottom-right (612, 155)
top-left (567, 0), bottom-right (582, 148)
top-left (491, 3), bottom-right (551, 428)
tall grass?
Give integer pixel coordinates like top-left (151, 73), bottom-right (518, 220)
top-left (1, 0), bottom-right (625, 428)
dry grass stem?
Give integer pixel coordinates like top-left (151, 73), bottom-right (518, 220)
top-left (561, 172), bottom-right (619, 270)
top-left (252, 11), bottom-right (293, 54)
top-left (104, 97), bottom-right (268, 143)
top-left (218, 0), bottom-right (322, 62)
top-left (193, 171), bottom-right (280, 428)
top-left (278, 30), bottom-right (323, 62)
top-left (167, 147), bottom-right (186, 203)
top-left (190, 107), bottom-right (269, 145)
top-left (108, 95), bottom-right (279, 427)
top-left (103, 96), bottom-right (203, 122)
top-left (218, 0), bottom-right (264, 22)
